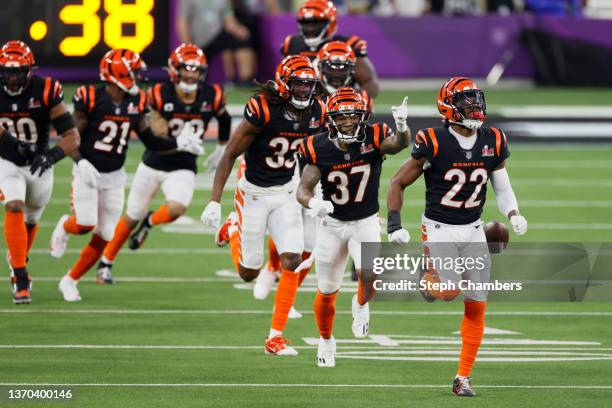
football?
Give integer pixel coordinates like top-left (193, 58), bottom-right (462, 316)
top-left (484, 221), bottom-right (510, 254)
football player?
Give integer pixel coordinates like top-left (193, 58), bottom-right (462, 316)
top-left (281, 0), bottom-right (379, 98)
top-left (252, 40), bottom-right (372, 302)
top-left (386, 77), bottom-right (528, 396)
top-left (297, 88), bottom-right (410, 367)
top-left (201, 55), bottom-right (326, 355)
top-left (0, 40), bottom-right (80, 304)
top-left (51, 49), bottom-right (203, 301)
top-left (91, 44), bottom-right (230, 283)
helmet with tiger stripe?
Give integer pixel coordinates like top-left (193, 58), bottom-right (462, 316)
top-left (99, 49), bottom-right (147, 96)
top-left (275, 55), bottom-right (318, 109)
top-left (297, 0), bottom-right (338, 48)
top-left (438, 77), bottom-right (486, 130)
top-left (326, 87), bottom-right (370, 143)
top-left (0, 41), bottom-right (36, 96)
top-left (317, 41), bottom-right (356, 94)
top-left (168, 43), bottom-right (208, 93)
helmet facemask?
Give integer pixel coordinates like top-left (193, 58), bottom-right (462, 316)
top-left (299, 19), bottom-right (330, 48)
top-left (451, 90), bottom-right (486, 130)
top-left (287, 78), bottom-right (317, 109)
top-left (177, 63), bottom-right (206, 93)
top-left (0, 65), bottom-right (31, 96)
top-left (328, 109), bottom-right (369, 144)
top-left (320, 60), bottom-right (354, 94)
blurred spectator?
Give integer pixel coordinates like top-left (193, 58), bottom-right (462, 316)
top-left (176, 0), bottom-right (256, 84)
top-left (524, 0), bottom-right (582, 16)
top-left (487, 0), bottom-right (515, 14)
top-left (429, 0), bottom-right (483, 15)
top-left (228, 0), bottom-right (259, 86)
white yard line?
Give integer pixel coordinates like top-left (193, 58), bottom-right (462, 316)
top-left (0, 382), bottom-right (610, 389)
top-left (1, 309), bottom-right (611, 316)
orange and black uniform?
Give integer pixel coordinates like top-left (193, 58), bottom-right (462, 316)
top-left (300, 123), bottom-right (392, 221)
top-left (281, 34), bottom-right (368, 60)
top-left (145, 81), bottom-right (230, 173)
top-left (412, 126), bottom-right (510, 225)
top-left (243, 94), bottom-right (326, 187)
top-left (0, 76), bottom-right (63, 165)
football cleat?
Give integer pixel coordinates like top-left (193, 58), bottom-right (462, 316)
top-left (351, 294), bottom-right (370, 338)
top-left (96, 261), bottom-right (114, 285)
top-left (215, 212), bottom-right (238, 247)
top-left (50, 214), bottom-right (70, 258)
top-left (316, 336), bottom-right (336, 368)
top-left (453, 376), bottom-right (476, 397)
top-left (265, 335), bottom-right (298, 356)
top-left (8, 255), bottom-right (32, 304)
top-left (129, 211), bottom-right (153, 250)
top-left (59, 274), bottom-right (81, 302)
top-left (253, 266), bottom-right (277, 300)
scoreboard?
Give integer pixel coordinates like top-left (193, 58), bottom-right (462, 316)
top-left (0, 0), bottom-right (170, 69)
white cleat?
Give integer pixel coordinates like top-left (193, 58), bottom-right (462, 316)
top-left (265, 335), bottom-right (298, 356)
top-left (50, 215), bottom-right (70, 259)
top-left (351, 294), bottom-right (370, 338)
top-left (59, 274), bottom-right (81, 302)
top-left (288, 306), bottom-right (303, 319)
top-left (317, 336), bottom-right (336, 367)
top-left (253, 266), bottom-right (277, 300)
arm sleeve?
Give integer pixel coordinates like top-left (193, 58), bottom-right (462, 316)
top-left (216, 110), bottom-right (231, 142)
top-left (47, 79), bottom-right (64, 108)
top-left (298, 136), bottom-right (315, 165)
top-left (490, 167), bottom-right (519, 218)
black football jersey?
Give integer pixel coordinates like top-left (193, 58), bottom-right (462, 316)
top-left (280, 34), bottom-right (368, 60)
top-left (73, 85), bottom-right (148, 173)
top-left (243, 94), bottom-right (326, 187)
top-left (142, 81), bottom-right (225, 173)
top-left (0, 75), bottom-right (64, 166)
top-left (411, 126), bottom-right (510, 225)
top-left (300, 123), bottom-right (392, 221)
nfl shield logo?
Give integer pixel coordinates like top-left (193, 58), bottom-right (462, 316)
top-left (465, 151), bottom-right (472, 159)
top-left (11, 104), bottom-right (18, 111)
top-left (293, 123), bottom-right (299, 130)
top-left (344, 153), bottom-right (350, 160)
top-left (115, 107), bottom-right (121, 115)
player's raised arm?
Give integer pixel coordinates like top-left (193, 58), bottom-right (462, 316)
top-left (379, 96), bottom-right (411, 155)
top-left (490, 160), bottom-right (528, 235)
top-left (200, 118), bottom-right (257, 228)
top-left (386, 156), bottom-right (426, 244)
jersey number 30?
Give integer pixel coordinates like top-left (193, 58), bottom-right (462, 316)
top-left (441, 168), bottom-right (488, 208)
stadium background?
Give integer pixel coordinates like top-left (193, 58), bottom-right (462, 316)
top-left (1, 1), bottom-right (611, 406)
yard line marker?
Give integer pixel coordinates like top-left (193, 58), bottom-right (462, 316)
top-left (1, 309), bottom-right (611, 316)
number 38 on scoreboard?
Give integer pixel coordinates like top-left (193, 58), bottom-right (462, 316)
top-left (58, 0), bottom-right (154, 56)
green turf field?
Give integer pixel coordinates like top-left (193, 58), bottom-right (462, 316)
top-left (1, 139), bottom-right (611, 406)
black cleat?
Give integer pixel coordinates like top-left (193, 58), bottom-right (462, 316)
top-left (10, 265), bottom-right (32, 305)
top-left (129, 211), bottom-right (153, 250)
top-left (96, 261), bottom-right (114, 285)
top-left (453, 377), bottom-right (476, 397)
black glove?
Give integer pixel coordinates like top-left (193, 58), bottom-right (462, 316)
top-left (17, 141), bottom-right (38, 161)
top-left (1, 129), bottom-right (37, 161)
top-left (30, 146), bottom-right (65, 177)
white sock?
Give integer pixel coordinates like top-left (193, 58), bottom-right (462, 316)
top-left (101, 256), bottom-right (112, 265)
top-left (455, 375), bottom-right (468, 380)
top-left (268, 328), bottom-right (282, 338)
